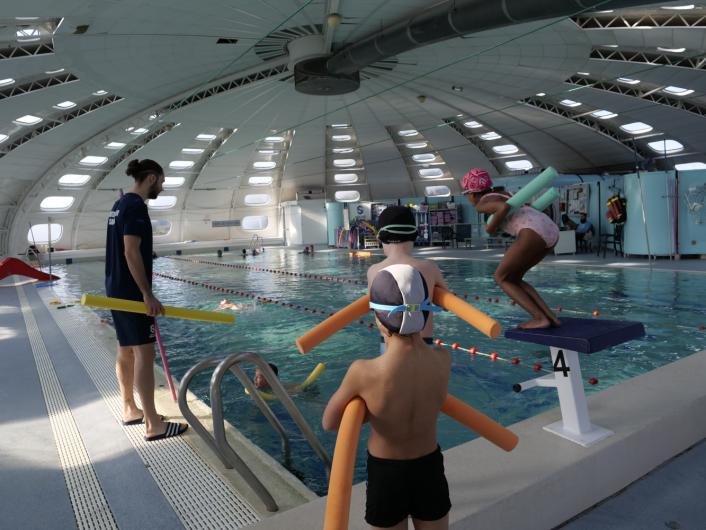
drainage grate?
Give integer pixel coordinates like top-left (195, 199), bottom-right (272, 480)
top-left (17, 287), bottom-right (118, 530)
top-left (42, 288), bottom-right (261, 529)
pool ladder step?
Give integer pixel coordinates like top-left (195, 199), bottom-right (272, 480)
top-left (178, 352), bottom-right (331, 512)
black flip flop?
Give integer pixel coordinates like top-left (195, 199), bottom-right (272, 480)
top-left (122, 414), bottom-right (166, 426)
top-left (144, 422), bottom-right (188, 442)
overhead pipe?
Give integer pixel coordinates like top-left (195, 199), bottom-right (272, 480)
top-left (327, 0), bottom-right (654, 75)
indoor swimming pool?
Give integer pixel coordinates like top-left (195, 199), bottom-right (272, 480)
top-left (49, 249), bottom-right (706, 495)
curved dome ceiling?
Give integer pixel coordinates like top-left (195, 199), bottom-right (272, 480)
top-left (1, 1), bottom-right (705, 255)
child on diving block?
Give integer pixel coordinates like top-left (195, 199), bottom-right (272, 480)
top-left (324, 264), bottom-right (452, 529)
top-left (367, 206), bottom-right (448, 345)
top-left (462, 168), bottom-right (560, 329)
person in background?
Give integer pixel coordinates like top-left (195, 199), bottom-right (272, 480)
top-left (242, 248), bottom-right (247, 258)
top-left (105, 158), bottom-right (187, 441)
top-left (561, 214), bottom-right (577, 231)
top-left (217, 249), bottom-right (223, 258)
top-left (575, 213), bottom-right (594, 241)
top-left (301, 246), bottom-right (311, 255)
top-left (254, 363), bottom-right (279, 390)
top-left (251, 248), bottom-right (259, 256)
top-left (323, 264), bottom-right (451, 529)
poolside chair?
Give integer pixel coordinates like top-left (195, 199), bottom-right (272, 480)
top-left (598, 223), bottom-right (624, 258)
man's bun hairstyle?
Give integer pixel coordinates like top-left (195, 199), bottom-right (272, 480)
top-left (126, 159), bottom-right (163, 183)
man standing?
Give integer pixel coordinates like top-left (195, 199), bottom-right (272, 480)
top-left (105, 159), bottom-right (187, 441)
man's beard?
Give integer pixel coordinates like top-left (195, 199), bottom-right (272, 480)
top-left (148, 184), bottom-right (159, 200)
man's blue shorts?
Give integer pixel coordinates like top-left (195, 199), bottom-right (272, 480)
top-left (111, 310), bottom-right (155, 347)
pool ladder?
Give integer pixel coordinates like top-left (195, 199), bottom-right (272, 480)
top-left (178, 352), bottom-right (331, 512)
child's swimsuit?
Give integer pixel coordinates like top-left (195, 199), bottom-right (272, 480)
top-left (365, 445), bottom-right (451, 527)
top-left (484, 192), bottom-right (560, 248)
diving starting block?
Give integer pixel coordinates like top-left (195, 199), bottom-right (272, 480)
top-left (507, 317), bottom-right (645, 447)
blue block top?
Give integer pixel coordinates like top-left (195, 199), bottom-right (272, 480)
top-left (504, 317), bottom-right (645, 353)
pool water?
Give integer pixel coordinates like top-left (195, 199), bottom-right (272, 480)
top-left (50, 249), bottom-right (706, 496)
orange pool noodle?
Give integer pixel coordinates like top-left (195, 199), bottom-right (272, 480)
top-left (323, 397), bottom-right (366, 530)
top-left (296, 290), bottom-right (501, 353)
top-left (324, 395), bottom-right (517, 529)
top-left (296, 294), bottom-right (370, 353)
top-left (433, 288), bottom-right (501, 339)
top-left (441, 394), bottom-right (518, 451)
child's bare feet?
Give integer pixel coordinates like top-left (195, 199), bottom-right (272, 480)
top-left (548, 314), bottom-right (561, 327)
top-left (519, 317), bottom-right (551, 329)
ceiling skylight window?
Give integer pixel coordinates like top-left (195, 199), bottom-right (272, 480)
top-left (0, 78), bottom-right (15, 87)
top-left (663, 86), bottom-right (694, 96)
top-left (331, 123), bottom-right (350, 128)
top-left (79, 155), bottom-right (107, 166)
top-left (591, 109), bottom-right (618, 119)
top-left (335, 190), bottom-right (361, 202)
top-left (45, 68), bottom-right (65, 75)
top-left (560, 99), bottom-right (582, 108)
top-left (14, 114), bottom-right (42, 126)
top-left (0, 134), bottom-right (8, 143)
top-left (419, 168), bottom-right (444, 179)
top-left (40, 196), bottom-right (74, 212)
top-left (92, 89), bottom-right (108, 96)
top-left (620, 122), bottom-right (653, 134)
top-left (181, 147), bottom-right (205, 155)
top-left (334, 173), bottom-right (359, 184)
top-left (148, 196), bottom-right (177, 210)
top-left (17, 28), bottom-right (41, 42)
top-left (648, 139), bottom-right (684, 154)
top-left (53, 100), bottom-right (76, 110)
top-left (27, 224), bottom-right (62, 244)
top-left (602, 44), bottom-right (619, 48)
top-left (169, 160), bottom-right (195, 170)
top-left (658, 47), bottom-right (686, 53)
top-left (242, 215), bottom-right (269, 230)
top-left (333, 158), bottom-right (356, 168)
top-left (425, 185), bottom-right (451, 197)
top-left (505, 160), bottom-right (534, 171)
top-left (253, 161), bottom-right (277, 170)
top-left (536, 92), bottom-right (546, 97)
top-left (248, 175), bottom-right (273, 186)
top-left (331, 134), bottom-right (352, 142)
top-left (661, 4), bottom-right (694, 9)
top-left (617, 77), bottom-right (640, 85)
top-left (398, 129), bottom-right (419, 137)
top-left (406, 142), bottom-right (428, 149)
top-left (332, 147), bottom-right (354, 154)
top-left (244, 193), bottom-right (271, 206)
top-left (492, 144), bottom-right (519, 155)
top-left (480, 132), bottom-right (502, 141)
top-left (264, 136), bottom-right (284, 142)
top-left (58, 174), bottom-right (91, 187)
top-left (163, 176), bottom-right (186, 188)
top-left (258, 149), bottom-right (279, 155)
top-left (463, 120), bottom-right (483, 128)
top-left (131, 127), bottom-right (148, 135)
top-left (196, 133), bottom-right (217, 141)
top-left (674, 162), bottom-right (706, 171)
top-left (412, 153), bottom-right (436, 163)
top-left (577, 72), bottom-right (590, 75)
top-left (105, 142), bottom-right (125, 150)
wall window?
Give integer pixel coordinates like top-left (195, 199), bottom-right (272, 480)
top-left (27, 223), bottom-right (63, 244)
top-left (425, 185), bottom-right (451, 197)
top-left (674, 162), bottom-right (706, 171)
top-left (148, 196), bottom-right (177, 209)
top-left (242, 215), bottom-right (269, 230)
top-left (40, 196), bottom-right (74, 212)
top-left (58, 174), bottom-right (91, 187)
top-left (244, 193), bottom-right (271, 206)
top-left (151, 219), bottom-right (172, 236)
top-left (335, 190), bottom-right (360, 202)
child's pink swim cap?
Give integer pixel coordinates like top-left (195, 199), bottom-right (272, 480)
top-left (462, 168), bottom-right (492, 193)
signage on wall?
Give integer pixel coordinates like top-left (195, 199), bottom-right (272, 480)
top-left (211, 220), bottom-right (241, 227)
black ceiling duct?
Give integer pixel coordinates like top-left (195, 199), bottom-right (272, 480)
top-left (327, 0), bottom-right (658, 76)
top-left (294, 56), bottom-right (360, 95)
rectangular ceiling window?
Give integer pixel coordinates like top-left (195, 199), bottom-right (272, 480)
top-left (40, 196), bottom-right (75, 212)
top-left (0, 134), bottom-right (8, 143)
top-left (53, 101), bottom-right (77, 110)
top-left (663, 86), bottom-right (694, 96)
top-left (0, 78), bottom-right (15, 87)
top-left (242, 215), bottom-right (269, 230)
top-left (332, 147), bottom-right (354, 154)
top-left (674, 162), bottom-right (706, 171)
top-left (169, 160), bottom-right (195, 170)
top-left (331, 123), bottom-right (350, 128)
top-left (14, 114), bottom-right (43, 126)
top-left (264, 136), bottom-right (284, 142)
top-left (105, 142), bottom-right (125, 149)
top-left (196, 133), bottom-right (217, 141)
top-left (163, 176), bottom-right (186, 188)
top-left (398, 129), bottom-right (419, 137)
top-left (181, 147), bottom-right (205, 155)
top-left (505, 160), bottom-right (534, 171)
top-left (333, 158), bottom-right (356, 168)
top-left (131, 127), bottom-right (148, 135)
top-left (425, 185), bottom-right (451, 197)
top-left (406, 142), bottom-right (428, 149)
top-left (492, 144), bottom-right (519, 154)
top-left (647, 139), bottom-right (684, 154)
top-left (80, 155), bottom-right (108, 166)
top-left (560, 99), bottom-right (582, 107)
top-left (258, 149), bottom-right (279, 155)
top-left (412, 153), bottom-right (436, 163)
top-left (463, 120), bottom-right (482, 128)
top-left (335, 190), bottom-right (361, 202)
top-left (617, 77), bottom-right (640, 85)
top-left (253, 161), bottom-right (277, 170)
top-left (148, 196), bottom-right (178, 209)
top-left (93, 89), bottom-right (108, 96)
top-left (591, 109), bottom-right (618, 119)
top-left (480, 132), bottom-right (501, 141)
top-left (27, 223), bottom-right (63, 244)
top-left (248, 176), bottom-right (273, 186)
top-left (58, 174), bottom-right (91, 186)
top-left (334, 173), bottom-right (358, 184)
top-left (419, 168), bottom-right (444, 178)
top-left (244, 193), bottom-right (271, 206)
top-left (620, 122), bottom-right (653, 134)
top-left (331, 134), bottom-right (352, 142)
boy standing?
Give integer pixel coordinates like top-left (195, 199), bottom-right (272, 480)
top-left (323, 264), bottom-right (452, 529)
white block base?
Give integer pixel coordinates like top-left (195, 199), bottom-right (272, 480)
top-left (543, 420), bottom-right (614, 447)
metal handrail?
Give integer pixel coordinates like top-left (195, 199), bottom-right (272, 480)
top-left (179, 357), bottom-right (279, 512)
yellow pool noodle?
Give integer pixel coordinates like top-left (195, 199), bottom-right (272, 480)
top-left (81, 293), bottom-right (235, 324)
top-left (245, 363), bottom-right (327, 401)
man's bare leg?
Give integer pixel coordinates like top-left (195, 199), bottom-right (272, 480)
top-left (412, 514), bottom-right (448, 530)
top-left (132, 343), bottom-right (165, 437)
top-left (116, 345), bottom-right (142, 423)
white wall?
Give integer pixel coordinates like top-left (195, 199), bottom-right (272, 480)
top-left (299, 198), bottom-right (327, 245)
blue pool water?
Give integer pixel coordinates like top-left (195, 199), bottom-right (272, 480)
top-left (52, 249), bottom-right (706, 496)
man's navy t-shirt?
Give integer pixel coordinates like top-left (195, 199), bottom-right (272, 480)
top-left (105, 193), bottom-right (152, 300)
